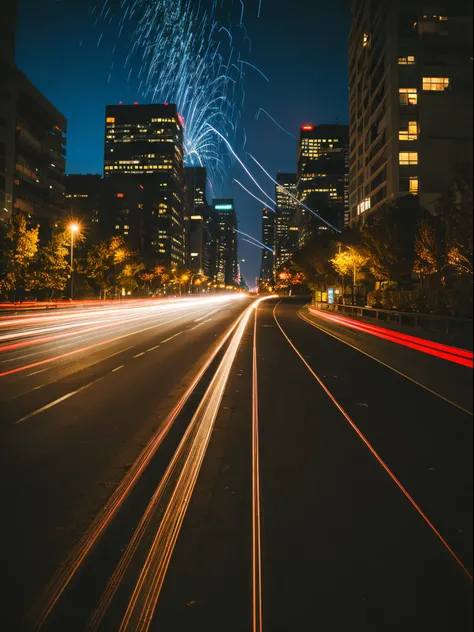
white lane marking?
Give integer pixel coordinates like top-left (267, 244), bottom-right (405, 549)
top-left (112, 366), bottom-right (124, 373)
top-left (189, 318), bottom-right (214, 331)
top-left (15, 377), bottom-right (105, 424)
top-left (27, 368), bottom-right (49, 377)
top-left (133, 353), bottom-right (145, 359)
top-left (147, 345), bottom-right (160, 353)
top-left (189, 323), bottom-right (204, 331)
top-left (161, 331), bottom-right (183, 344)
top-left (193, 306), bottom-right (222, 322)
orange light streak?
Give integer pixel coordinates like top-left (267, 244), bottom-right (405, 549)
top-left (30, 301), bottom-right (252, 632)
top-left (252, 307), bottom-right (264, 632)
top-left (275, 303), bottom-right (473, 582)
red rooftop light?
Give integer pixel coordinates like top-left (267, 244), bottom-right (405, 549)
top-left (302, 125), bottom-right (314, 131)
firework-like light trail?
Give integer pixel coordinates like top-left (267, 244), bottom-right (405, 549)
top-left (247, 153), bottom-right (342, 233)
top-left (233, 179), bottom-right (276, 212)
top-left (99, 0), bottom-right (264, 185)
top-left (236, 229), bottom-right (274, 253)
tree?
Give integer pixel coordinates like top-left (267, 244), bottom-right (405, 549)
top-left (331, 246), bottom-right (369, 303)
top-left (0, 214), bottom-right (39, 301)
top-left (35, 230), bottom-right (71, 299)
top-left (85, 237), bottom-right (132, 299)
top-left (117, 261), bottom-right (145, 295)
top-left (441, 168), bottom-right (473, 278)
top-left (293, 233), bottom-right (338, 291)
top-left (414, 217), bottom-right (443, 283)
top-left (362, 196), bottom-right (422, 286)
top-left (414, 168), bottom-right (473, 284)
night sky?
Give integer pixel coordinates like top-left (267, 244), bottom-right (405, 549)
top-left (16, 0), bottom-right (350, 285)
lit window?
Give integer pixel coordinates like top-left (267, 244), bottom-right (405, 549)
top-left (399, 152), bottom-right (418, 165)
top-left (422, 77), bottom-right (449, 91)
top-left (398, 55), bottom-right (416, 65)
top-left (409, 177), bottom-right (419, 194)
top-left (357, 198), bottom-right (371, 215)
top-left (106, 117), bottom-right (115, 123)
top-left (399, 88), bottom-right (418, 105)
top-left (399, 121), bottom-right (419, 141)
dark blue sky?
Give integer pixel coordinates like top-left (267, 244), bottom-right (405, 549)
top-left (16, 0), bottom-right (350, 284)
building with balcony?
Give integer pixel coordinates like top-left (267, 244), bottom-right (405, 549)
top-left (348, 0), bottom-right (473, 223)
top-left (0, 0), bottom-right (17, 221)
top-left (13, 71), bottom-right (67, 237)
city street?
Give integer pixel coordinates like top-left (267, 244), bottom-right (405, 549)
top-left (0, 296), bottom-right (472, 631)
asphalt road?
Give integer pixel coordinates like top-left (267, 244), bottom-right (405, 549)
top-left (0, 296), bottom-right (472, 631)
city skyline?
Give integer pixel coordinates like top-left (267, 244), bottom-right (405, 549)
top-left (1, 2), bottom-right (472, 631)
top-left (15, 0), bottom-right (351, 284)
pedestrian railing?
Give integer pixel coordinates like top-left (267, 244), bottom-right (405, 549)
top-left (312, 302), bottom-right (473, 336)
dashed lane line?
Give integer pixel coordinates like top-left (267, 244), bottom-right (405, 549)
top-left (15, 377), bottom-right (105, 425)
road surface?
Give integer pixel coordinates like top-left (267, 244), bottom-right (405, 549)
top-left (0, 296), bottom-right (472, 631)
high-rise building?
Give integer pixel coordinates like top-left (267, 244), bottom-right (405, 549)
top-left (213, 199), bottom-right (238, 286)
top-left (184, 166), bottom-right (207, 210)
top-left (0, 0), bottom-right (17, 221)
top-left (104, 103), bottom-right (185, 267)
top-left (13, 71), bottom-right (67, 237)
top-left (260, 207), bottom-right (275, 283)
top-left (275, 173), bottom-right (299, 270)
top-left (66, 174), bottom-right (103, 244)
top-left (348, 1), bottom-right (473, 223)
top-left (184, 167), bottom-right (218, 279)
top-left (296, 123), bottom-right (349, 244)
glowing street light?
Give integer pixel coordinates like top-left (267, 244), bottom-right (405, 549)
top-left (68, 222), bottom-right (81, 299)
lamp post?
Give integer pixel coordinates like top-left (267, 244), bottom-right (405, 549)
top-left (68, 223), bottom-right (80, 300)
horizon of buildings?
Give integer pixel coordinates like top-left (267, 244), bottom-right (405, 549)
top-left (2, 0), bottom-right (473, 293)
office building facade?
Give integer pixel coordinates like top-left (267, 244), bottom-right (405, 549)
top-left (260, 206), bottom-right (275, 283)
top-left (184, 167), bottom-right (218, 279)
top-left (66, 174), bottom-right (102, 244)
top-left (213, 199), bottom-right (238, 286)
top-left (275, 173), bottom-right (299, 270)
top-left (104, 103), bottom-right (185, 267)
top-left (348, 1), bottom-right (473, 223)
top-left (296, 124), bottom-right (349, 244)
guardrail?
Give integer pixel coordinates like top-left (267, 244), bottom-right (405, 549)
top-left (312, 302), bottom-right (473, 336)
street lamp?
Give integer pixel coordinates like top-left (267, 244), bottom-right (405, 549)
top-left (68, 223), bottom-right (80, 299)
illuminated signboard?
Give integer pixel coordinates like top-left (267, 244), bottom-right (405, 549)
top-left (328, 287), bottom-right (335, 304)
top-left (215, 204), bottom-right (233, 210)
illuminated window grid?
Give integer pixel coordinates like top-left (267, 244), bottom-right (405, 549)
top-left (399, 152), bottom-right (418, 165)
top-left (422, 77), bottom-right (450, 91)
top-left (409, 177), bottom-right (419, 194)
top-left (399, 122), bottom-right (418, 141)
top-left (398, 55), bottom-right (416, 65)
top-left (399, 88), bottom-right (418, 105)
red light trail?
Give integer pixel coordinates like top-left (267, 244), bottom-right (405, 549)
top-left (308, 308), bottom-right (473, 369)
